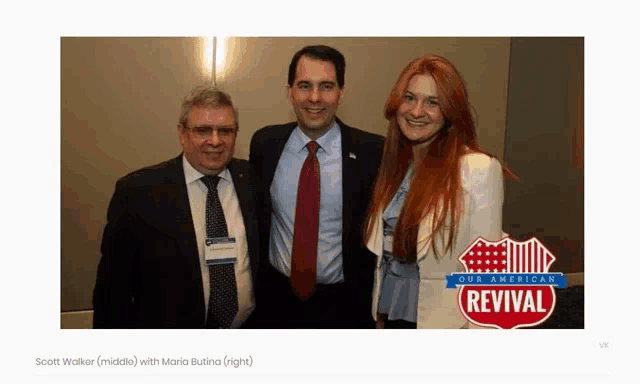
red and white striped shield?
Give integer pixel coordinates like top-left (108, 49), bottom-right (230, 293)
top-left (457, 237), bottom-right (558, 329)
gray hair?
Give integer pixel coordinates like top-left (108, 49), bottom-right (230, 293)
top-left (178, 85), bottom-right (239, 129)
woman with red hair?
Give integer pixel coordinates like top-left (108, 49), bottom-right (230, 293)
top-left (364, 56), bottom-right (512, 329)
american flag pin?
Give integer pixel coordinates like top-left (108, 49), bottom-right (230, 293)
top-left (349, 152), bottom-right (356, 159)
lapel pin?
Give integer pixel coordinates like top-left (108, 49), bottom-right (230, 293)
top-left (349, 152), bottom-right (356, 159)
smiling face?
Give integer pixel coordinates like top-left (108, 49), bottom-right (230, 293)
top-left (287, 55), bottom-right (344, 139)
top-left (178, 106), bottom-right (236, 176)
top-left (397, 74), bottom-right (445, 149)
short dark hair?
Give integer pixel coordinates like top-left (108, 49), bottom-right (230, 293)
top-left (178, 85), bottom-right (238, 129)
top-left (287, 45), bottom-right (346, 88)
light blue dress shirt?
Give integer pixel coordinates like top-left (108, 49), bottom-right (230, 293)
top-left (269, 122), bottom-right (344, 284)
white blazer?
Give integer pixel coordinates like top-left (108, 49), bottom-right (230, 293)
top-left (366, 153), bottom-right (504, 328)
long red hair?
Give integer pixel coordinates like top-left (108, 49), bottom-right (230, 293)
top-left (364, 55), bottom-right (508, 262)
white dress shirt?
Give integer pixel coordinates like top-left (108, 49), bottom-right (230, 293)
top-left (183, 156), bottom-right (254, 328)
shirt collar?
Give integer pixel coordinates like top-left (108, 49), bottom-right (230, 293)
top-left (290, 120), bottom-right (340, 156)
top-left (182, 154), bottom-right (231, 186)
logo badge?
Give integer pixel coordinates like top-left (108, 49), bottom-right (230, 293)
top-left (446, 237), bottom-right (566, 329)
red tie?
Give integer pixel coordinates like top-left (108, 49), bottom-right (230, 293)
top-left (290, 141), bottom-right (320, 300)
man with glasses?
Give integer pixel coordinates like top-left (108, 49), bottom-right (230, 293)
top-left (93, 86), bottom-right (259, 328)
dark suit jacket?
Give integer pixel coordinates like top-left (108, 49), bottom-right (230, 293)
top-left (248, 118), bottom-right (384, 326)
top-left (92, 155), bottom-right (260, 328)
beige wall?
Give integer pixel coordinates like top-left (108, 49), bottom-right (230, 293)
top-left (220, 37), bottom-right (510, 160)
top-left (61, 37), bottom-right (511, 313)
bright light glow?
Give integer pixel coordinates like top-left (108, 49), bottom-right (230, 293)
top-left (196, 37), bottom-right (214, 82)
top-left (197, 36), bottom-right (233, 85)
top-left (215, 36), bottom-right (228, 82)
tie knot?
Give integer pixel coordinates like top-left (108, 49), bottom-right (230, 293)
top-left (201, 175), bottom-right (221, 191)
top-left (307, 141), bottom-right (319, 154)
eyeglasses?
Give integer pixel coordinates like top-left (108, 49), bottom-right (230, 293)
top-left (185, 125), bottom-right (237, 140)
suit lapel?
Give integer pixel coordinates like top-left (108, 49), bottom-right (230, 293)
top-left (339, 121), bottom-right (356, 242)
top-left (227, 159), bottom-right (259, 286)
top-left (338, 119), bottom-right (358, 281)
top-left (163, 155), bottom-right (205, 311)
top-left (228, 159), bottom-right (249, 219)
top-left (265, 123), bottom-right (297, 187)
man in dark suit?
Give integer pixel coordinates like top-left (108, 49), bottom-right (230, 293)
top-left (93, 86), bottom-right (259, 328)
top-left (249, 45), bottom-right (384, 328)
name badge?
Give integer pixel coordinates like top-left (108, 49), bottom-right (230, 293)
top-left (205, 237), bottom-right (237, 265)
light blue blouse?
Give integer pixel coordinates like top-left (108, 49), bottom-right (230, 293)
top-left (378, 167), bottom-right (420, 323)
